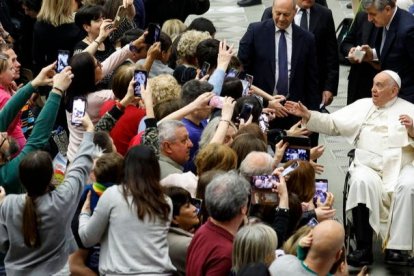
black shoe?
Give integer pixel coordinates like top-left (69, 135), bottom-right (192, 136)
top-left (385, 249), bottom-right (414, 266)
top-left (347, 249), bottom-right (373, 267)
top-left (346, 2), bottom-right (352, 9)
top-left (237, 0), bottom-right (262, 7)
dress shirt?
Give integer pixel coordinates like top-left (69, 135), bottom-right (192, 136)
top-left (294, 7), bottom-right (310, 30)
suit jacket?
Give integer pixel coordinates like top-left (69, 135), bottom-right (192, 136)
top-left (261, 5), bottom-right (338, 95)
top-left (375, 8), bottom-right (414, 103)
top-left (340, 11), bottom-right (379, 104)
top-left (238, 19), bottom-right (320, 111)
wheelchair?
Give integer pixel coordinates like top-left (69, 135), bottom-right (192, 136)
top-left (343, 149), bottom-right (357, 254)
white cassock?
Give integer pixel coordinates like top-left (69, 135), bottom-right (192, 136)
top-left (304, 97), bottom-right (414, 252)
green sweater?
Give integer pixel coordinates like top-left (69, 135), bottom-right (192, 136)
top-left (0, 83), bottom-right (62, 194)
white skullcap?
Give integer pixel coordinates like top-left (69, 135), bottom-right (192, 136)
top-left (382, 70), bottom-right (401, 88)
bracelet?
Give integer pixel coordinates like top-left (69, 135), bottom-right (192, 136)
top-left (275, 207), bottom-right (289, 213)
top-left (220, 119), bottom-right (231, 124)
top-left (80, 212), bottom-right (91, 217)
top-left (52, 87), bottom-right (64, 94)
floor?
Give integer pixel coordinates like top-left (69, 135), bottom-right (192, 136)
top-left (187, 0), bottom-right (414, 275)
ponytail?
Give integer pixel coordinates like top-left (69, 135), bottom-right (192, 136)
top-left (22, 195), bottom-right (40, 248)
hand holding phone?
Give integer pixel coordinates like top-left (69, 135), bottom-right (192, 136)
top-left (133, 70), bottom-right (148, 97)
top-left (209, 95), bottom-right (225, 109)
top-left (145, 23), bottom-right (161, 45)
top-left (237, 103), bottom-right (254, 123)
top-left (71, 98), bottom-right (86, 126)
top-left (57, 50), bottom-right (70, 73)
top-left (199, 61), bottom-right (210, 78)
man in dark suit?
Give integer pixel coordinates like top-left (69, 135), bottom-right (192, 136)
top-left (262, 0), bottom-right (338, 107)
top-left (238, 0), bottom-right (319, 145)
top-left (238, 0), bottom-right (319, 110)
top-left (340, 11), bottom-right (380, 104)
top-left (360, 0), bottom-right (414, 103)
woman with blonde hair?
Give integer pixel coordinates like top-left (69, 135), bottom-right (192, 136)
top-left (33, 0), bottom-right (83, 74)
top-left (232, 223), bottom-right (278, 274)
top-left (161, 19), bottom-right (187, 42)
top-left (195, 143), bottom-right (237, 176)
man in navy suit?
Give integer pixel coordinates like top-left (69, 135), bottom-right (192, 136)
top-left (360, 0), bottom-right (414, 104)
top-left (238, 0), bottom-right (320, 143)
top-left (262, 0), bottom-right (339, 107)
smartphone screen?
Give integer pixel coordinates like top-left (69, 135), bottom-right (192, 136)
top-left (245, 74), bottom-right (254, 88)
top-left (145, 23), bottom-right (161, 45)
top-left (307, 217), bottom-right (319, 227)
top-left (191, 198), bottom-right (203, 215)
top-left (281, 136), bottom-right (311, 163)
top-left (209, 95), bottom-right (225, 109)
top-left (57, 50), bottom-right (70, 73)
top-left (134, 70), bottom-right (147, 97)
top-left (237, 103), bottom-right (253, 122)
top-left (314, 179), bottom-right (328, 204)
top-left (71, 98), bottom-right (86, 126)
top-left (199, 61), bottom-right (210, 78)
top-left (251, 175), bottom-right (278, 190)
top-left (282, 161), bottom-right (299, 176)
top-left (226, 68), bottom-right (239, 78)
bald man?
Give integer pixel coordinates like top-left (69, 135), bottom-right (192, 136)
top-left (286, 70), bottom-right (414, 266)
top-left (269, 220), bottom-right (345, 275)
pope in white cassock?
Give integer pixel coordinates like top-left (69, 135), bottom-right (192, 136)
top-left (285, 70), bottom-right (414, 267)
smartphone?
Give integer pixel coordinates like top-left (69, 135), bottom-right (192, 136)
top-left (113, 5), bottom-right (125, 28)
top-left (313, 179), bottom-right (328, 205)
top-left (251, 175), bottom-right (278, 189)
top-left (209, 95), bottom-right (225, 109)
top-left (57, 50), bottom-right (70, 73)
top-left (145, 23), bottom-right (161, 45)
top-left (191, 198), bottom-right (203, 215)
top-left (307, 217), bottom-right (319, 227)
top-left (282, 161), bottom-right (300, 176)
top-left (237, 103), bottom-right (254, 122)
top-left (71, 98), bottom-right (86, 126)
top-left (133, 70), bottom-right (148, 97)
top-left (226, 68), bottom-right (239, 78)
top-left (241, 74), bottom-right (253, 96)
top-left (281, 136), bottom-right (311, 163)
top-left (199, 61), bottom-right (210, 78)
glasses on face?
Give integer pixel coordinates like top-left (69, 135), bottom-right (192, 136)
top-left (0, 133), bottom-right (8, 149)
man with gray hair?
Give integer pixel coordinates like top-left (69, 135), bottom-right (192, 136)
top-left (359, 0), bottom-right (414, 103)
top-left (286, 70), bottom-right (414, 266)
top-left (158, 120), bottom-right (193, 179)
top-left (186, 171), bottom-right (250, 275)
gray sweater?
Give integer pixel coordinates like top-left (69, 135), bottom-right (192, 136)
top-left (0, 132), bottom-right (94, 276)
top-left (79, 185), bottom-right (176, 275)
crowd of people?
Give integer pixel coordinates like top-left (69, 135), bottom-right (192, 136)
top-left (0, 0), bottom-right (413, 275)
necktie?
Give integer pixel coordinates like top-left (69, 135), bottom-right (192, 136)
top-left (300, 9), bottom-right (308, 31)
top-left (276, 30), bottom-right (288, 96)
top-left (380, 27), bottom-right (387, 55)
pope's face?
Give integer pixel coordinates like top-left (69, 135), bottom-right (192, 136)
top-left (371, 72), bottom-right (398, 107)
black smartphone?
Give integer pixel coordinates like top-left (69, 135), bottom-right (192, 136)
top-left (237, 103), bottom-right (254, 122)
top-left (133, 70), bottom-right (148, 97)
top-left (281, 136), bottom-right (311, 163)
top-left (313, 179), bottom-right (328, 205)
top-left (145, 23), bottom-right (161, 45)
top-left (57, 50), bottom-right (70, 73)
top-left (191, 198), bottom-right (203, 215)
top-left (199, 61), bottom-right (210, 78)
top-left (71, 97), bottom-right (86, 126)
